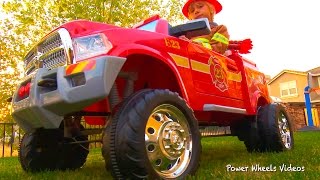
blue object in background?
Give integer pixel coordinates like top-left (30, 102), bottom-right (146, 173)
top-left (304, 86), bottom-right (314, 127)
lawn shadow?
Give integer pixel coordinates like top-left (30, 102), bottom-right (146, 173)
top-left (201, 136), bottom-right (248, 162)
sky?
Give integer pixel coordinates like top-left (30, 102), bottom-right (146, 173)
top-left (1, 0), bottom-right (319, 78)
top-left (213, 0), bottom-right (320, 78)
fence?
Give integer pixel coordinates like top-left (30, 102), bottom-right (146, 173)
top-left (1, 122), bottom-right (230, 158)
top-left (0, 122), bottom-right (103, 158)
top-left (0, 123), bottom-right (22, 158)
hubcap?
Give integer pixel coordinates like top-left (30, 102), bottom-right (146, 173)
top-left (278, 112), bottom-right (292, 149)
top-left (145, 104), bottom-right (192, 178)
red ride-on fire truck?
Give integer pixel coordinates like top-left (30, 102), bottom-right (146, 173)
top-left (10, 15), bottom-right (294, 179)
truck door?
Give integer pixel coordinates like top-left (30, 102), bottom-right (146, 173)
top-left (187, 43), bottom-right (243, 101)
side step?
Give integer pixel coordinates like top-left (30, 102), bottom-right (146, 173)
top-left (199, 126), bottom-right (232, 137)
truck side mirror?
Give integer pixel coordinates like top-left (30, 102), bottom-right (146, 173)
top-left (169, 18), bottom-right (211, 39)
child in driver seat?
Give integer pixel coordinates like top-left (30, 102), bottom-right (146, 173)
top-left (180, 0), bottom-right (229, 54)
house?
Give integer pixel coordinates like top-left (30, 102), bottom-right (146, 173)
top-left (267, 70), bottom-right (307, 103)
top-left (267, 67), bottom-right (320, 130)
top-left (306, 66), bottom-right (320, 103)
top-left (267, 67), bottom-right (320, 103)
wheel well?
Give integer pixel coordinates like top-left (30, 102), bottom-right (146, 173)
top-left (83, 54), bottom-right (183, 125)
top-left (117, 54), bottom-right (182, 96)
top-left (257, 97), bottom-right (269, 108)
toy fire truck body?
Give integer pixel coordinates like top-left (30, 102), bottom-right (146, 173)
top-left (11, 15), bottom-right (294, 179)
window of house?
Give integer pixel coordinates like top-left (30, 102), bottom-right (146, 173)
top-left (280, 81), bottom-right (298, 97)
top-left (317, 77), bottom-right (320, 87)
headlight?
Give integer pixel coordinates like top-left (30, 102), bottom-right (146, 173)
top-left (73, 33), bottom-right (113, 61)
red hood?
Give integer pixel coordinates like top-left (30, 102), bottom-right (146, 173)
top-left (52, 20), bottom-right (121, 37)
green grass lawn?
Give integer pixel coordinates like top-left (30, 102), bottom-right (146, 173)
top-left (0, 132), bottom-right (319, 179)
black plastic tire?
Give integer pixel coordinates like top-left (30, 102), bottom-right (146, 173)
top-left (237, 104), bottom-right (294, 153)
top-left (231, 119), bottom-right (263, 152)
top-left (18, 130), bottom-right (63, 172)
top-left (257, 103), bottom-right (294, 152)
top-left (101, 120), bottom-right (111, 170)
top-left (230, 119), bottom-right (251, 142)
top-left (242, 120), bottom-right (265, 152)
top-left (102, 89), bottom-right (201, 179)
top-left (19, 127), bottom-right (89, 172)
top-left (59, 132), bottom-right (89, 170)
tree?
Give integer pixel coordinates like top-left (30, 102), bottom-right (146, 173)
top-left (0, 0), bottom-right (185, 122)
top-left (53, 0), bottom-right (185, 26)
top-left (0, 17), bottom-right (24, 122)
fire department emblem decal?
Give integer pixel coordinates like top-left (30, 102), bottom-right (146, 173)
top-left (209, 56), bottom-right (228, 92)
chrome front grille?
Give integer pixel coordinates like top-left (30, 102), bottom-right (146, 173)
top-left (38, 34), bottom-right (63, 54)
top-left (25, 49), bottom-right (37, 68)
top-left (41, 49), bottom-right (66, 69)
top-left (24, 28), bottom-right (73, 75)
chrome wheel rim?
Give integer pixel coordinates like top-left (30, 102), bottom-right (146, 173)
top-left (145, 104), bottom-right (192, 178)
top-left (278, 112), bottom-right (292, 149)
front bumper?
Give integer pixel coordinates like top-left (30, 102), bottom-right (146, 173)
top-left (11, 56), bottom-right (126, 133)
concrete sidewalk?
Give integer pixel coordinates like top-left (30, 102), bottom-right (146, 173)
top-left (297, 126), bottom-right (320, 132)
